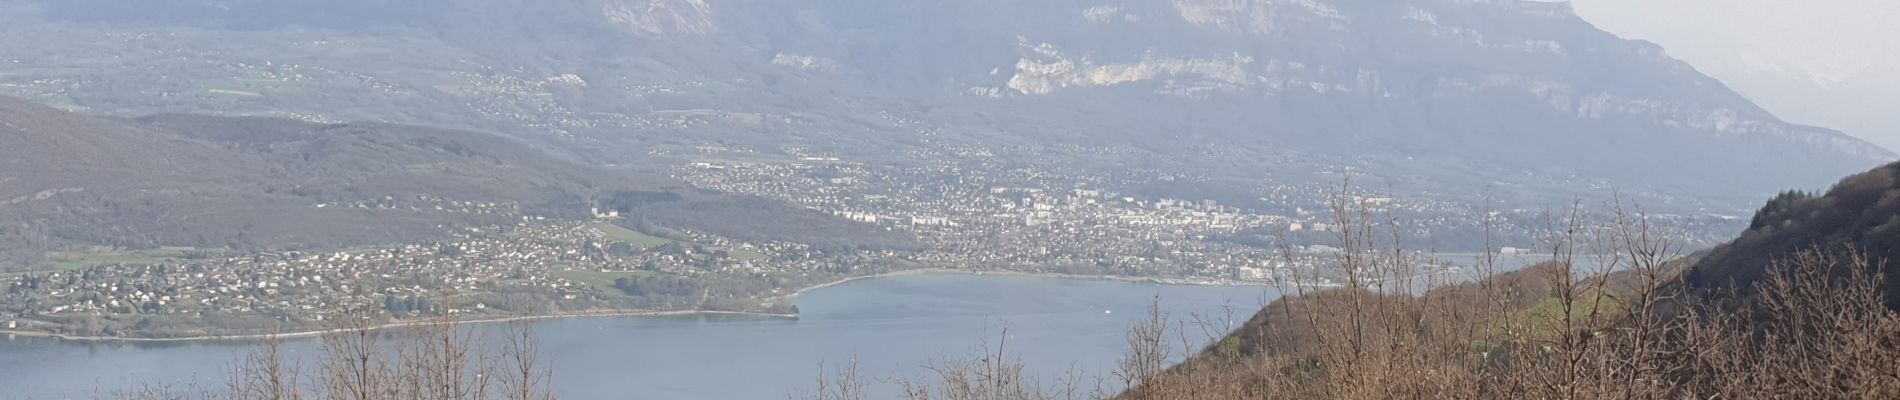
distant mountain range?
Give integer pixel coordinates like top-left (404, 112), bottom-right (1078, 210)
top-left (0, 0), bottom-right (1888, 207)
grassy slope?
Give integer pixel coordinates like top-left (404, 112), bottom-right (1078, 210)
top-left (590, 222), bottom-right (770, 262)
top-left (551, 270), bottom-right (658, 297)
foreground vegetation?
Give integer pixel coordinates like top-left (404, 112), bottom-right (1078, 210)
top-left (1126, 239), bottom-right (1899, 398)
top-left (798, 168), bottom-right (1900, 399)
top-left (1126, 167), bottom-right (1900, 399)
top-left (113, 314), bottom-right (557, 400)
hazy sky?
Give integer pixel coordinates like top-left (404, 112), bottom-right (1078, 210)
top-left (1568, 0), bottom-right (1900, 153)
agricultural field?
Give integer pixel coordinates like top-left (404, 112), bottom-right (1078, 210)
top-left (590, 222), bottom-right (770, 262)
top-left (552, 269), bottom-right (657, 296)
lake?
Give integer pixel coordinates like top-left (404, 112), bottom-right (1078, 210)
top-left (0, 274), bottom-right (1277, 399)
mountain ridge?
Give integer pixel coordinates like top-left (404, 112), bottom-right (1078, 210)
top-left (0, 0), bottom-right (1888, 204)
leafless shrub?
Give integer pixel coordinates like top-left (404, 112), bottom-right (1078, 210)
top-left (1121, 184), bottom-right (1900, 400)
top-left (801, 358), bottom-right (868, 400)
top-left (1677, 248), bottom-right (1900, 398)
top-left (498, 323), bottom-right (556, 400)
top-left (1114, 300), bottom-right (1170, 391)
top-left (229, 336), bottom-right (302, 400)
top-left (315, 309), bottom-right (396, 400)
top-left (913, 326), bottom-right (1049, 400)
top-left (127, 309), bottom-right (556, 400)
top-left (798, 323), bottom-right (1100, 400)
top-left (109, 383), bottom-right (212, 400)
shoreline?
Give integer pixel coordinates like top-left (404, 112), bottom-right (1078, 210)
top-left (3, 269), bottom-right (1269, 343)
top-left (0, 309), bottom-right (798, 343)
top-left (768, 268), bottom-right (1267, 301)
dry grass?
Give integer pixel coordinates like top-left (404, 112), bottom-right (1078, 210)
top-left (1116, 191), bottom-right (1900, 400)
top-left (786, 182), bottom-right (1900, 399)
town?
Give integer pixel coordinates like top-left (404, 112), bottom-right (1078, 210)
top-left (0, 146), bottom-right (1745, 339)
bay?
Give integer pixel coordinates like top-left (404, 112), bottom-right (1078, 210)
top-left (0, 274), bottom-right (1276, 399)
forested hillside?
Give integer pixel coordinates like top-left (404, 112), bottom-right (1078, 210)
top-left (0, 97), bottom-right (908, 271)
top-left (1680, 163), bottom-right (1900, 310)
top-left (1118, 162), bottom-right (1900, 398)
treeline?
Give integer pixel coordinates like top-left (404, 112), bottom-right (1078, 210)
top-left (612, 274), bottom-right (698, 298)
top-left (633, 196), bottom-right (926, 252)
top-left (595, 190), bottom-right (684, 214)
top-left (1687, 163), bottom-right (1900, 310)
top-left (600, 270), bottom-right (857, 314)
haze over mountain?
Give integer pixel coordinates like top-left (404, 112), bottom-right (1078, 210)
top-left (0, 0), bottom-right (1888, 210)
top-left (6, 2), bottom-right (1900, 397)
top-left (1571, 0), bottom-right (1900, 152)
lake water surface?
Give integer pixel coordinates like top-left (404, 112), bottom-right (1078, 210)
top-left (0, 274), bottom-right (1276, 399)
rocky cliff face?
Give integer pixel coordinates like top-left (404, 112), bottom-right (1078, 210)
top-left (600, 0), bottom-right (718, 38)
top-left (0, 0), bottom-right (1888, 201)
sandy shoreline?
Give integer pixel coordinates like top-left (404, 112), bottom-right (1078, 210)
top-left (2, 269), bottom-right (1265, 343)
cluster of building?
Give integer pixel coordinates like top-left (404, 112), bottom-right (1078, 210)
top-left (315, 196), bottom-right (520, 215)
top-left (675, 158), bottom-right (1407, 284)
top-left (672, 141), bottom-right (1742, 287)
top-left (0, 133), bottom-right (1745, 336)
top-left (0, 220), bottom-right (829, 327)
